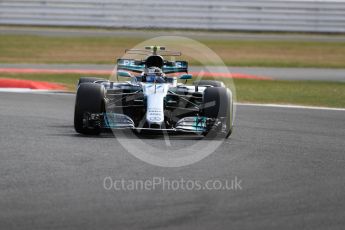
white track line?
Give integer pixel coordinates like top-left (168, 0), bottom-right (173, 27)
top-left (1, 89), bottom-right (344, 111)
top-left (0, 88), bottom-right (73, 95)
top-left (0, 88), bottom-right (50, 93)
top-left (236, 103), bottom-right (345, 111)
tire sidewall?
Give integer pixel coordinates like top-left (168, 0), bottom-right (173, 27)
top-left (74, 83), bottom-right (105, 134)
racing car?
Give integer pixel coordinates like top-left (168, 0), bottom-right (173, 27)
top-left (74, 46), bottom-right (234, 138)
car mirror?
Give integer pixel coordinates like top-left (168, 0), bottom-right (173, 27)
top-left (117, 70), bottom-right (132, 78)
top-left (179, 74), bottom-right (192, 80)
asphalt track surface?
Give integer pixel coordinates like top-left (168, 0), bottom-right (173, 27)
top-left (1, 64), bottom-right (345, 82)
top-left (1, 91), bottom-right (345, 230)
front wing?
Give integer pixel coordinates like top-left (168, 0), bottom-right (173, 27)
top-left (83, 112), bottom-right (226, 134)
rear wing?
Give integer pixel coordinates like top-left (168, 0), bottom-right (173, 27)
top-left (117, 59), bottom-right (144, 73)
top-left (125, 46), bottom-right (182, 56)
top-left (117, 59), bottom-right (188, 74)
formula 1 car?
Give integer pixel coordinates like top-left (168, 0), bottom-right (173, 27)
top-left (74, 46), bottom-right (234, 138)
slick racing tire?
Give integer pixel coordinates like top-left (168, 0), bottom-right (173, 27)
top-left (193, 80), bottom-right (225, 88)
top-left (74, 83), bottom-right (105, 135)
top-left (202, 87), bottom-right (233, 138)
top-left (77, 77), bottom-right (106, 86)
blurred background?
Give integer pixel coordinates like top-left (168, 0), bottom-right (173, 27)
top-left (1, 0), bottom-right (344, 32)
top-left (0, 0), bottom-right (344, 107)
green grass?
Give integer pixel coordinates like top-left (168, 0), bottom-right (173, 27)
top-left (223, 78), bottom-right (345, 108)
top-left (1, 34), bottom-right (345, 68)
top-left (0, 73), bottom-right (89, 91)
top-left (1, 73), bottom-right (345, 108)
top-left (0, 73), bottom-right (111, 91)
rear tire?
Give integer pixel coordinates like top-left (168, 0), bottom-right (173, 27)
top-left (202, 87), bottom-right (233, 138)
top-left (74, 83), bottom-right (105, 135)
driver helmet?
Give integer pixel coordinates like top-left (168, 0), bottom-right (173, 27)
top-left (143, 67), bottom-right (164, 82)
top-left (146, 67), bottom-right (163, 76)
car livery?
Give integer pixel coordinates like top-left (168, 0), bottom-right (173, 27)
top-left (74, 46), bottom-right (234, 138)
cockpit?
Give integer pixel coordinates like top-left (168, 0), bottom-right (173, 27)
top-left (142, 67), bottom-right (166, 83)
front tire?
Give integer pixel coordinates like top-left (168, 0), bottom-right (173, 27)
top-left (74, 83), bottom-right (105, 135)
top-left (202, 87), bottom-right (233, 138)
top-left (76, 77), bottom-right (106, 89)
